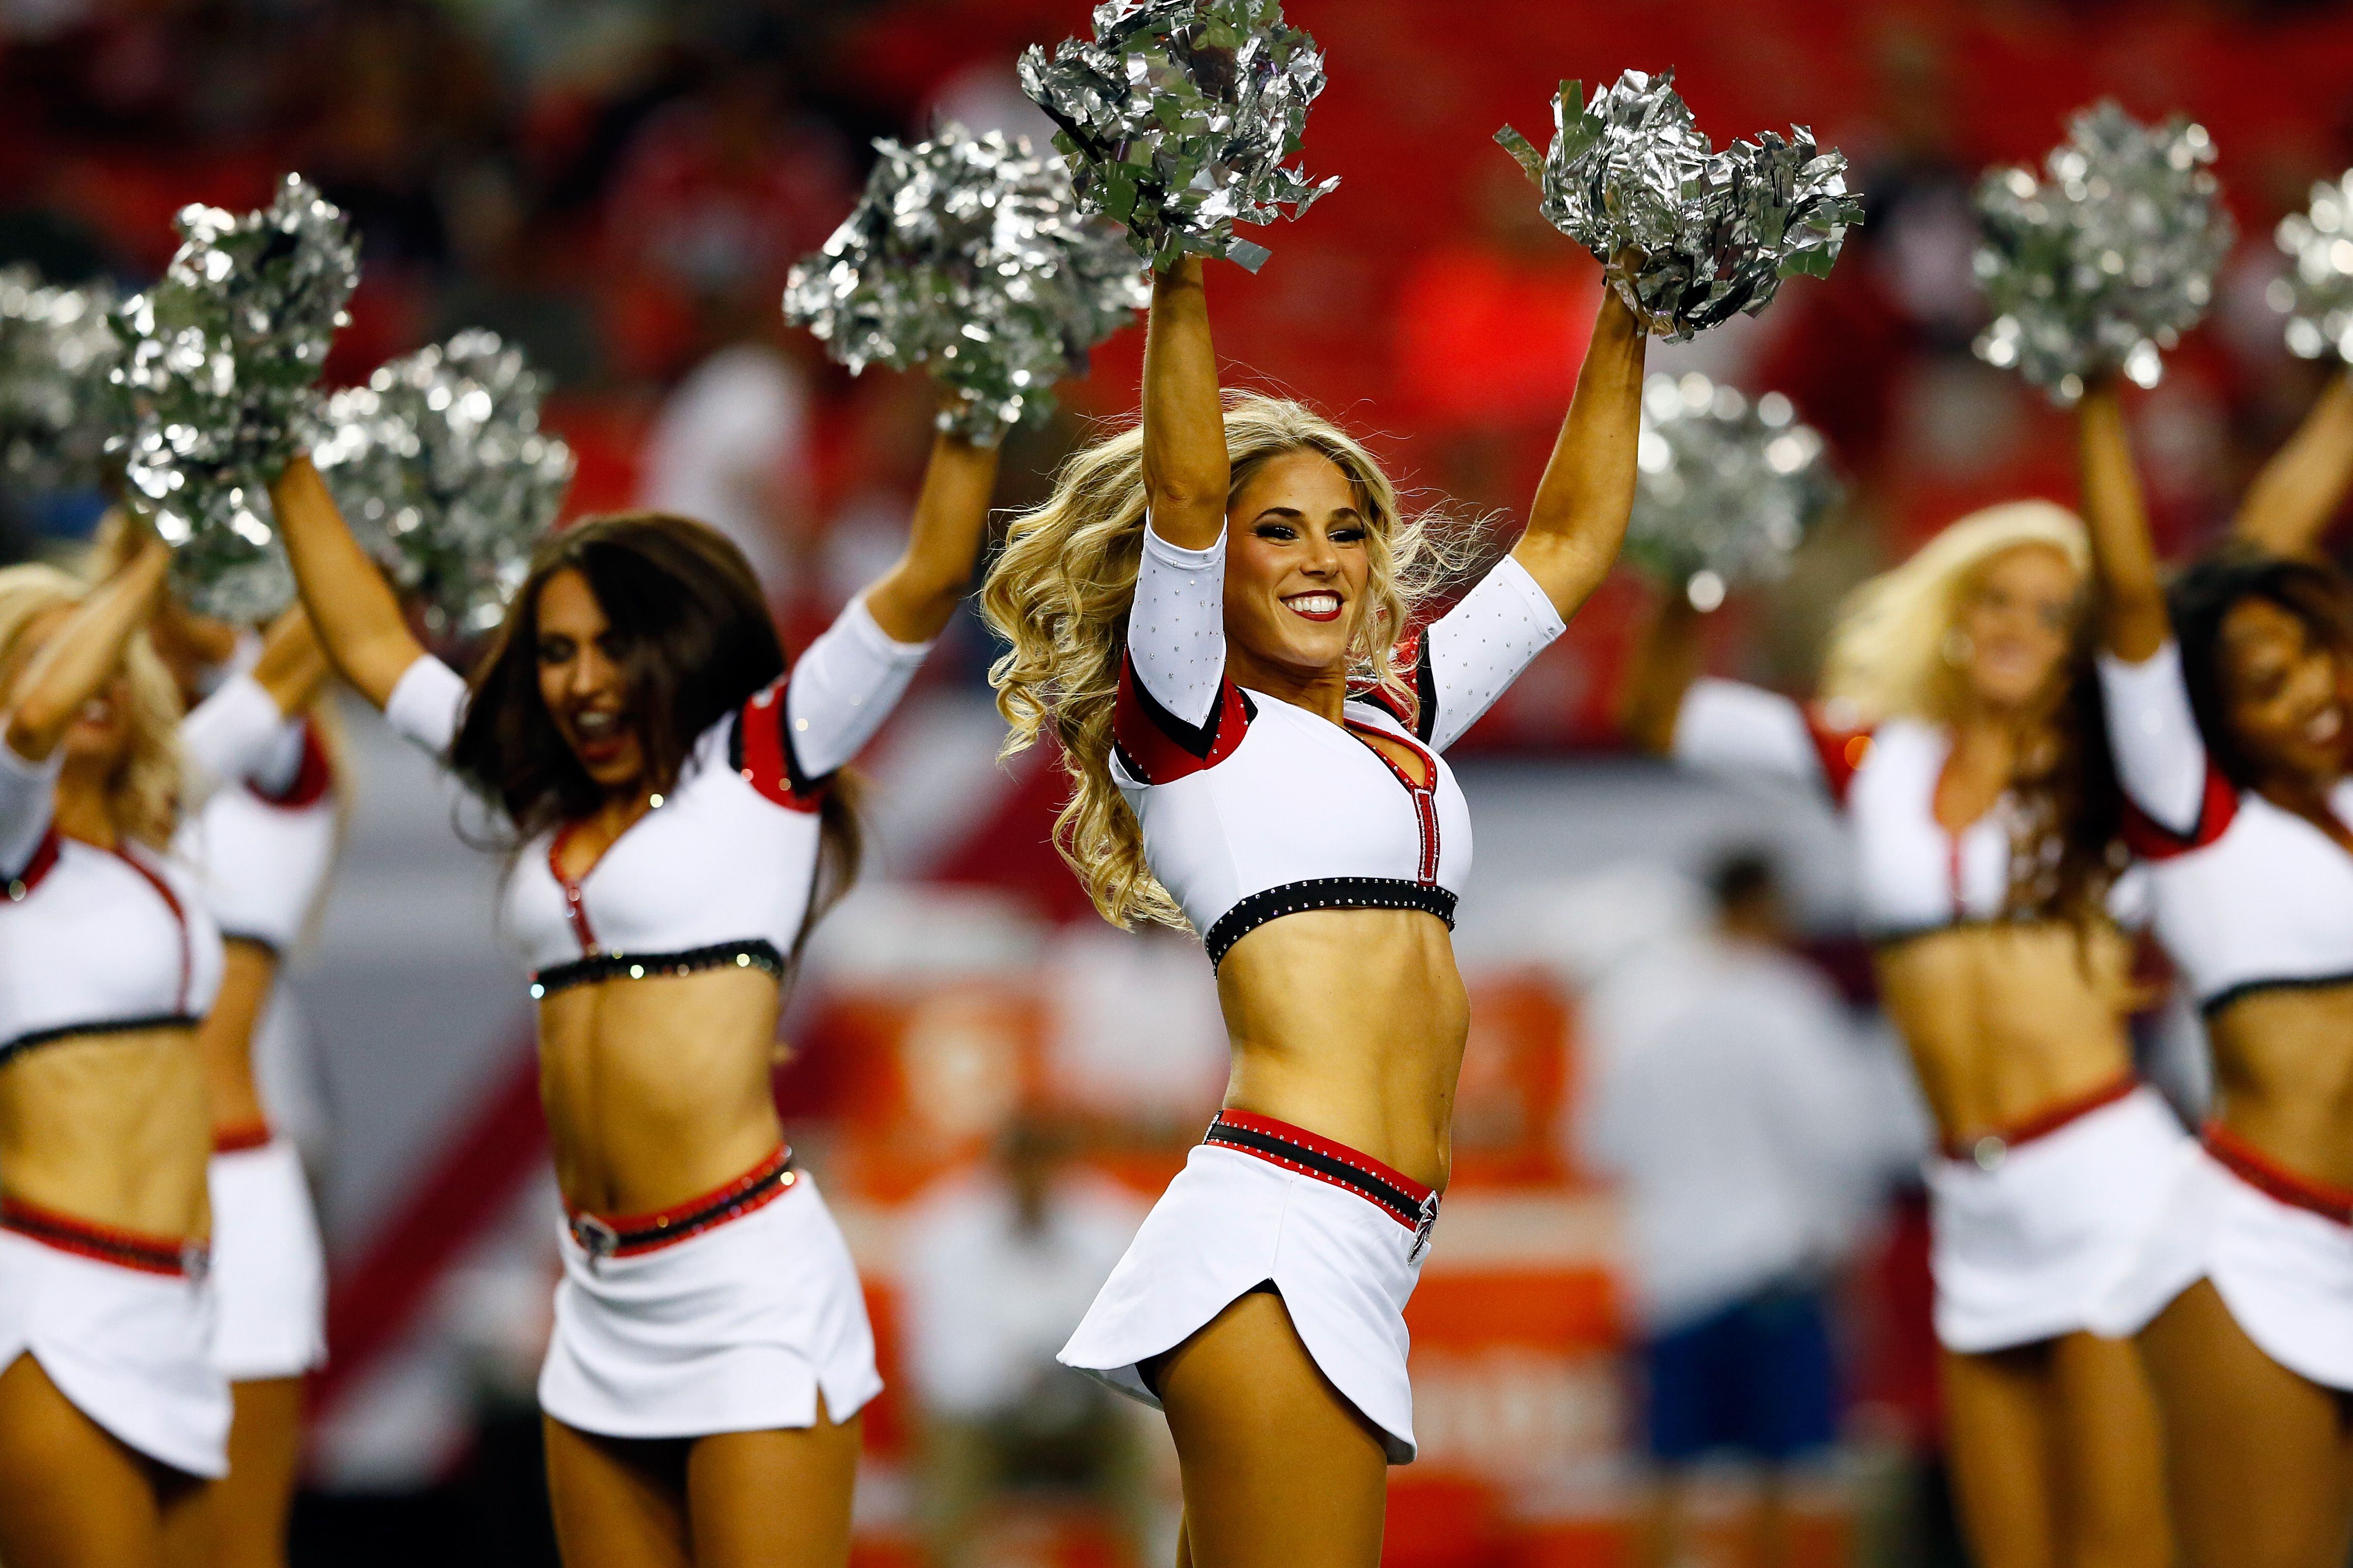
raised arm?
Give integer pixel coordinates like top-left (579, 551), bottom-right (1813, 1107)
top-left (1511, 289), bottom-right (1648, 620)
top-left (1620, 591), bottom-right (1705, 755)
top-left (2076, 380), bottom-right (2169, 663)
top-left (861, 428), bottom-right (1001, 644)
top-left (270, 454), bottom-right (426, 710)
top-left (179, 605), bottom-right (332, 795)
top-left (1141, 259), bottom-right (1229, 550)
top-left (2232, 372), bottom-right (2353, 559)
top-left (4, 536), bottom-right (170, 762)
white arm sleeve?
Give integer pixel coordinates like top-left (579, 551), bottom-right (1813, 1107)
top-left (1670, 678), bottom-right (1829, 789)
top-left (1420, 554), bottom-right (1567, 752)
top-left (181, 673), bottom-right (305, 798)
top-left (782, 594), bottom-right (935, 780)
top-left (0, 732), bottom-right (59, 879)
top-left (2097, 642), bottom-right (2211, 836)
top-left (384, 655), bottom-right (469, 758)
top-left (1125, 523), bottom-right (1227, 730)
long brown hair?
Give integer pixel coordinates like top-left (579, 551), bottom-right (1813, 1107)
top-left (450, 514), bottom-right (863, 960)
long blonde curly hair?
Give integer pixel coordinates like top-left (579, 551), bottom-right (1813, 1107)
top-left (0, 563), bottom-right (184, 850)
top-left (984, 392), bottom-right (1470, 931)
top-left (1820, 500), bottom-right (2090, 727)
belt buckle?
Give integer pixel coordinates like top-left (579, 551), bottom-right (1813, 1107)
top-left (182, 1242), bottom-right (210, 1285)
top-left (1972, 1135), bottom-right (2007, 1172)
top-left (1410, 1193), bottom-right (1440, 1263)
top-left (573, 1214), bottom-right (620, 1267)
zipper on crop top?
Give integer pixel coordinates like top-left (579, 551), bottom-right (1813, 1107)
top-left (547, 823), bottom-right (603, 955)
top-left (1344, 719), bottom-right (1440, 884)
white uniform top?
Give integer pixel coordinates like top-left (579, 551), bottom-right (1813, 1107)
top-left (1675, 678), bottom-right (2137, 938)
top-left (0, 734), bottom-right (223, 1061)
top-left (1112, 526), bottom-right (1564, 965)
top-left (174, 674), bottom-right (339, 957)
top-left (2100, 641), bottom-right (2353, 1012)
top-left (385, 594), bottom-right (931, 993)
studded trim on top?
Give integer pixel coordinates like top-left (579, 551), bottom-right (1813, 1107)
top-left (1203, 877), bottom-right (1457, 968)
top-left (530, 939), bottom-right (786, 999)
top-left (0, 1012), bottom-right (202, 1066)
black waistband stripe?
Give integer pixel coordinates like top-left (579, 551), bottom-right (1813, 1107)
top-left (1204, 1119), bottom-right (1427, 1228)
top-left (1, 1012), bottom-right (201, 1066)
top-left (531, 940), bottom-right (786, 999)
top-left (2199, 969), bottom-right (2353, 1018)
top-left (1204, 878), bottom-right (1456, 967)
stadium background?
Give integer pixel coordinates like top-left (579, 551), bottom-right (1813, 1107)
top-left (3, 2), bottom-right (2350, 1564)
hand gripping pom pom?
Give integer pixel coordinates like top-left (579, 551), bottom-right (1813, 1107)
top-left (1625, 374), bottom-right (1843, 609)
top-left (111, 175), bottom-right (359, 621)
top-left (0, 269), bottom-right (123, 496)
top-left (311, 331), bottom-right (576, 636)
top-left (1494, 70), bottom-right (1862, 341)
top-left (784, 122), bottom-right (1149, 445)
top-left (1972, 101), bottom-right (2233, 405)
top-left (2272, 170), bottom-right (2353, 365)
top-left (1018, 0), bottom-right (1338, 274)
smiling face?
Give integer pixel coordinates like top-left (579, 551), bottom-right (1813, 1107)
top-left (4, 604), bottom-right (135, 771)
top-left (2216, 595), bottom-right (2350, 788)
top-left (1953, 543), bottom-right (2079, 715)
top-left (534, 567), bottom-right (647, 794)
top-left (1221, 448), bottom-right (1375, 681)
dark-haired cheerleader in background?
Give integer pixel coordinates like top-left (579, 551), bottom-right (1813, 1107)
top-left (269, 420), bottom-right (999, 1567)
top-left (2079, 374), bottom-right (2353, 1568)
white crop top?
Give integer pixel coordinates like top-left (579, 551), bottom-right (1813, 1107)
top-left (0, 732), bottom-right (224, 1061)
top-left (1112, 526), bottom-right (1564, 966)
top-left (174, 673), bottom-right (340, 957)
top-left (1674, 678), bottom-right (2129, 939)
top-left (2101, 641), bottom-right (2353, 1012)
top-left (385, 595), bottom-right (932, 994)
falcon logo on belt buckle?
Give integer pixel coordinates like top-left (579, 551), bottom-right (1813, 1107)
top-left (573, 1214), bottom-right (620, 1270)
top-left (1410, 1194), bottom-right (1440, 1263)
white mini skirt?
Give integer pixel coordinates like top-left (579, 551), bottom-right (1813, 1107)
top-left (2092, 1129), bottom-right (2353, 1391)
top-left (207, 1136), bottom-right (328, 1381)
top-left (1059, 1110), bottom-right (1438, 1465)
top-left (1925, 1083), bottom-right (2188, 1353)
top-left (539, 1160), bottom-right (883, 1440)
top-left (0, 1215), bottom-right (230, 1477)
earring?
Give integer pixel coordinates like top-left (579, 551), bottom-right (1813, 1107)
top-left (1942, 628), bottom-right (1974, 667)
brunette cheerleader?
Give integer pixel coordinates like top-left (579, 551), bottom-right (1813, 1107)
top-left (2078, 374), bottom-right (2353, 1568)
top-left (1621, 503), bottom-right (2178, 1568)
top-left (269, 423), bottom-right (999, 1567)
top-left (982, 256), bottom-right (1643, 1567)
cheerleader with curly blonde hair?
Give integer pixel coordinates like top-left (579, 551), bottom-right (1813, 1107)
top-left (984, 255), bottom-right (1645, 1566)
top-left (1622, 498), bottom-right (2180, 1568)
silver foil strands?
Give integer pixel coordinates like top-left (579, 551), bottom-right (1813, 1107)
top-left (785, 122), bottom-right (1148, 445)
top-left (1972, 101), bottom-right (2233, 404)
top-left (2271, 170), bottom-right (2353, 363)
top-left (0, 268), bottom-right (123, 494)
top-left (1495, 70), bottom-right (1861, 341)
top-left (112, 175), bottom-right (359, 620)
top-left (1018, 0), bottom-right (1337, 273)
top-left (1626, 373), bottom-right (1840, 609)
top-left (312, 330), bottom-right (574, 636)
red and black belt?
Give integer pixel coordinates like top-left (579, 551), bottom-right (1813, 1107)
top-left (2203, 1122), bottom-right (2353, 1228)
top-left (566, 1145), bottom-right (797, 1264)
top-left (1943, 1074), bottom-right (2140, 1169)
top-left (1, 1195), bottom-right (206, 1278)
top-left (1204, 1108), bottom-right (1440, 1258)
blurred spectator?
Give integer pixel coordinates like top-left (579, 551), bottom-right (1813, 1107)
top-left (1572, 851), bottom-right (1923, 1568)
top-left (899, 1116), bottom-right (1150, 1568)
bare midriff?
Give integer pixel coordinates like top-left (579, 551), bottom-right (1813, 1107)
top-left (2205, 985), bottom-right (2353, 1192)
top-left (534, 964), bottom-right (788, 1215)
top-left (1874, 921), bottom-right (2140, 1150)
top-left (197, 939), bottom-right (274, 1138)
top-left (0, 1026), bottom-right (212, 1237)
top-left (1215, 907), bottom-right (1469, 1192)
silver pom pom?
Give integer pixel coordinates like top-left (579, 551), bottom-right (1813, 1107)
top-left (1972, 101), bottom-right (2233, 405)
top-left (1625, 373), bottom-right (1841, 608)
top-left (0, 268), bottom-right (123, 495)
top-left (784, 122), bottom-right (1147, 445)
top-left (112, 174), bottom-right (359, 620)
top-left (1494, 70), bottom-right (1861, 341)
top-left (2271, 170), bottom-right (2353, 364)
top-left (312, 330), bottom-right (574, 636)
top-left (1018, 0), bottom-right (1338, 273)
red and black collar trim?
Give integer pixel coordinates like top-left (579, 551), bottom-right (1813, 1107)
top-left (4, 828), bottom-right (60, 902)
top-left (1, 1195), bottom-right (205, 1276)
